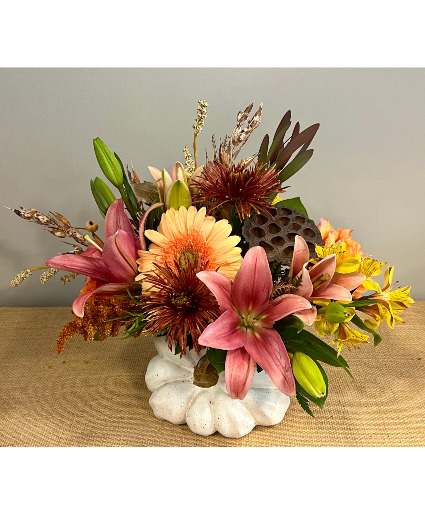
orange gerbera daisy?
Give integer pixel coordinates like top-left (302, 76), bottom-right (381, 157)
top-left (136, 206), bottom-right (243, 284)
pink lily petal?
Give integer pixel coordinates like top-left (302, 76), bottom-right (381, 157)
top-left (313, 283), bottom-right (352, 302)
top-left (225, 347), bottom-right (256, 400)
top-left (332, 272), bottom-right (365, 291)
top-left (198, 310), bottom-right (246, 350)
top-left (290, 236), bottom-right (311, 278)
top-left (102, 229), bottom-right (138, 283)
top-left (244, 328), bottom-right (296, 396)
top-left (231, 246), bottom-right (272, 316)
top-left (293, 306), bottom-right (317, 325)
top-left (196, 271), bottom-right (233, 312)
top-left (293, 264), bottom-right (314, 298)
top-left (170, 161), bottom-right (184, 182)
top-left (138, 202), bottom-right (163, 251)
top-left (309, 254), bottom-right (336, 291)
top-left (261, 294), bottom-right (312, 327)
top-left (81, 245), bottom-right (102, 259)
top-left (73, 282), bottom-right (129, 317)
top-left (105, 199), bottom-right (139, 249)
top-left (46, 254), bottom-right (112, 283)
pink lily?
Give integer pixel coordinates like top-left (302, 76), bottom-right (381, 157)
top-left (290, 236), bottom-right (365, 322)
top-left (46, 199), bottom-right (140, 317)
top-left (197, 246), bottom-right (312, 400)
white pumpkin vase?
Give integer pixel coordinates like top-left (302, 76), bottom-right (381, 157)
top-left (145, 335), bottom-right (291, 438)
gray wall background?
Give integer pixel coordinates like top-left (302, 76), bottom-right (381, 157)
top-left (1, 68), bottom-right (424, 305)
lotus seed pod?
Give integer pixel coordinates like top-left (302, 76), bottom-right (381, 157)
top-left (242, 207), bottom-right (323, 265)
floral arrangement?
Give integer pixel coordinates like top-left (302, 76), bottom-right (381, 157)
top-left (9, 101), bottom-right (414, 417)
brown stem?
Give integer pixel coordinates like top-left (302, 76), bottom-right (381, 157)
top-left (193, 132), bottom-right (198, 169)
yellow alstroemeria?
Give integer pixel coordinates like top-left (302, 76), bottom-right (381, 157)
top-left (315, 304), bottom-right (355, 337)
top-left (352, 257), bottom-right (387, 298)
top-left (332, 323), bottom-right (370, 357)
top-left (271, 195), bottom-right (284, 205)
top-left (361, 266), bottom-right (414, 329)
top-left (315, 314), bottom-right (339, 336)
top-left (314, 242), bottom-right (361, 273)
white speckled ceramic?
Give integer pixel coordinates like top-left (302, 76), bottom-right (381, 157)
top-left (145, 336), bottom-right (290, 438)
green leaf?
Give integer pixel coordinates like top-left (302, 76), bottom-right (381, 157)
top-left (274, 315), bottom-right (304, 340)
top-left (90, 179), bottom-right (108, 218)
top-left (206, 348), bottom-right (227, 373)
top-left (114, 153), bottom-right (139, 214)
top-left (278, 149), bottom-right (314, 183)
top-left (276, 123), bottom-right (320, 170)
top-left (272, 110), bottom-right (291, 143)
top-left (267, 123), bottom-right (291, 163)
top-left (296, 392), bottom-right (314, 417)
top-left (258, 134), bottom-right (269, 167)
top-left (274, 197), bottom-right (309, 218)
top-left (342, 299), bottom-right (380, 308)
top-left (351, 314), bottom-right (382, 346)
top-left (284, 329), bottom-right (353, 378)
top-left (167, 180), bottom-right (191, 209)
top-left (93, 177), bottom-right (116, 205)
top-left (93, 137), bottom-right (123, 188)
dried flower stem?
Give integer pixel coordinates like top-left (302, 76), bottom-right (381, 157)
top-left (60, 272), bottom-right (78, 285)
top-left (192, 100), bottom-right (208, 169)
top-left (11, 269), bottom-right (32, 287)
top-left (183, 146), bottom-right (195, 174)
top-left (6, 205), bottom-right (88, 247)
top-left (193, 132), bottom-right (198, 169)
top-left (40, 268), bottom-right (59, 284)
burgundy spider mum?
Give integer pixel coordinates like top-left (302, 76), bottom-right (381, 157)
top-left (141, 257), bottom-right (221, 354)
top-left (192, 160), bottom-right (283, 221)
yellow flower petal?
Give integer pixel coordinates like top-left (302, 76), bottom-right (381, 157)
top-left (335, 257), bottom-right (362, 273)
top-left (362, 279), bottom-right (382, 293)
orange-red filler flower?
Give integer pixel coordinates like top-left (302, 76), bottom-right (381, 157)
top-left (142, 257), bottom-right (221, 354)
top-left (136, 206), bottom-right (242, 284)
top-left (192, 160), bottom-right (282, 220)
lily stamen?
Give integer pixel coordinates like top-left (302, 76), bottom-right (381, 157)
top-left (84, 234), bottom-right (103, 252)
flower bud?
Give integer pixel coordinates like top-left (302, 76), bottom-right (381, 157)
top-left (93, 137), bottom-right (123, 188)
top-left (292, 352), bottom-right (326, 399)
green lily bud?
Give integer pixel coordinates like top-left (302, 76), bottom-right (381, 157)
top-left (167, 180), bottom-right (191, 210)
top-left (292, 352), bottom-right (327, 399)
top-left (93, 137), bottom-right (123, 188)
top-left (93, 177), bottom-right (116, 205)
top-left (90, 179), bottom-right (108, 218)
top-left (324, 302), bottom-right (355, 324)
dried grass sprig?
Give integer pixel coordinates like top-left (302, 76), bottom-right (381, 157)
top-left (215, 102), bottom-right (262, 165)
top-left (7, 205), bottom-right (88, 247)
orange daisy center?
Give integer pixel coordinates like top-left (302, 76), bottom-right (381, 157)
top-left (163, 230), bottom-right (213, 272)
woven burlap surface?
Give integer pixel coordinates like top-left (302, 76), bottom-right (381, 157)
top-left (0, 305), bottom-right (424, 447)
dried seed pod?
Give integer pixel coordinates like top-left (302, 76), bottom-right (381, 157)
top-left (242, 207), bottom-right (323, 265)
top-left (49, 229), bottom-right (67, 238)
top-left (85, 220), bottom-right (99, 232)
